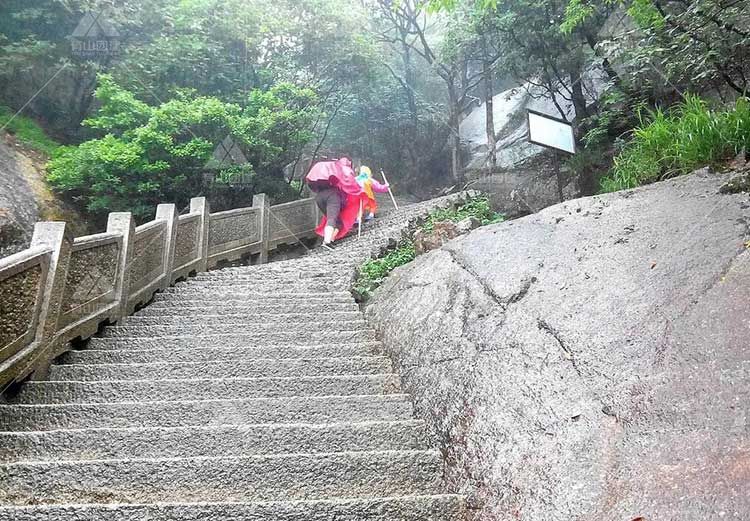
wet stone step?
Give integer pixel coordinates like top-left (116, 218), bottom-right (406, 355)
top-left (99, 321), bottom-right (368, 338)
top-left (48, 356), bottom-right (392, 381)
top-left (0, 394), bottom-right (414, 431)
top-left (87, 329), bottom-right (377, 349)
top-left (60, 343), bottom-right (382, 365)
top-left (0, 420), bottom-right (427, 463)
top-left (133, 303), bottom-right (360, 316)
top-left (9, 374), bottom-right (402, 404)
top-left (121, 311), bottom-right (362, 326)
top-left (0, 450), bottom-right (444, 505)
top-left (151, 291), bottom-right (354, 303)
top-left (0, 494), bottom-right (466, 521)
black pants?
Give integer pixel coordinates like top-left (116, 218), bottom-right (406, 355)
top-left (313, 187), bottom-right (343, 229)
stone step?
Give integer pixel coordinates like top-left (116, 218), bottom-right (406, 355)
top-left (134, 302), bottom-right (360, 316)
top-left (192, 274), bottom-right (347, 283)
top-left (194, 269), bottom-right (342, 277)
top-left (60, 343), bottom-right (382, 365)
top-left (87, 330), bottom-right (376, 350)
top-left (178, 278), bottom-right (348, 286)
top-left (9, 374), bottom-right (402, 404)
top-left (199, 263), bottom-right (354, 276)
top-left (151, 291), bottom-right (354, 303)
top-left (141, 299), bottom-right (355, 311)
top-left (163, 283), bottom-right (349, 295)
top-left (122, 311), bottom-right (362, 326)
top-left (49, 357), bottom-right (392, 381)
top-left (0, 449), bottom-right (444, 505)
top-left (165, 284), bottom-right (352, 295)
top-left (0, 420), bottom-right (427, 463)
top-left (0, 394), bottom-right (414, 431)
top-left (0, 494), bottom-right (465, 521)
top-left (102, 319), bottom-right (367, 338)
top-left (100, 324), bottom-right (368, 339)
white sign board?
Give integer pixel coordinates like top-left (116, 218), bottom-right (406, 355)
top-left (527, 109), bottom-right (576, 154)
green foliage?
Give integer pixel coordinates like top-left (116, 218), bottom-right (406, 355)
top-left (560, 0), bottom-right (598, 34)
top-left (562, 0), bottom-right (663, 32)
top-left (600, 95), bottom-right (750, 192)
top-left (626, 0), bottom-right (664, 29)
top-left (422, 195), bottom-right (505, 231)
top-left (424, 0), bottom-right (498, 13)
top-left (353, 241), bottom-right (416, 298)
top-left (0, 105), bottom-right (60, 155)
top-left (47, 75), bottom-right (320, 222)
top-left (562, 0), bottom-right (749, 97)
top-left (353, 195), bottom-right (504, 299)
top-left (2, 0), bottom-right (747, 213)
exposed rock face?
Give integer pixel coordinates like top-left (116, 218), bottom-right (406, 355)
top-left (0, 139), bottom-right (41, 257)
top-left (366, 170), bottom-right (750, 520)
top-left (459, 72), bottom-right (606, 216)
top-left (0, 136), bottom-right (86, 257)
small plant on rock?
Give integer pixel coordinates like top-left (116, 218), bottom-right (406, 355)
top-left (422, 195), bottom-right (504, 231)
top-left (353, 241), bottom-right (416, 299)
top-left (353, 195), bottom-right (504, 300)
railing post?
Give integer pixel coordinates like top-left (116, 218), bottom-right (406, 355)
top-left (156, 204), bottom-right (178, 289)
top-left (107, 212), bottom-right (135, 322)
top-left (26, 222), bottom-right (72, 380)
top-left (191, 197), bottom-right (210, 273)
top-left (253, 193), bottom-right (270, 264)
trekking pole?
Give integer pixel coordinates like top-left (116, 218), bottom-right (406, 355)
top-left (357, 199), bottom-right (364, 240)
top-left (380, 169), bottom-right (399, 210)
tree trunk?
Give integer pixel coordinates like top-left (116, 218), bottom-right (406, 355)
top-left (401, 41), bottom-right (419, 129)
top-left (482, 41), bottom-right (496, 175)
top-left (448, 85), bottom-right (463, 185)
top-left (570, 69), bottom-right (589, 131)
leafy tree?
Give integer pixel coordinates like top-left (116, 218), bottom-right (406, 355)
top-left (368, 0), bottom-right (501, 184)
top-left (562, 0), bottom-right (750, 98)
top-left (48, 75), bottom-right (320, 223)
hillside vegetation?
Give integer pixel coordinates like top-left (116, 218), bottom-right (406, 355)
top-left (0, 0), bottom-right (747, 218)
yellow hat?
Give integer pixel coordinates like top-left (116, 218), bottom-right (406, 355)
top-left (359, 166), bottom-right (372, 177)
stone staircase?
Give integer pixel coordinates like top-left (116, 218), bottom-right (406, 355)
top-left (0, 196), bottom-right (467, 520)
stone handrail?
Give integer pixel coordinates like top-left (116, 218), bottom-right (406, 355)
top-left (0, 194), bottom-right (321, 389)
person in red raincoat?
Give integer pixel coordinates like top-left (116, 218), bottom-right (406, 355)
top-left (305, 157), bottom-right (369, 245)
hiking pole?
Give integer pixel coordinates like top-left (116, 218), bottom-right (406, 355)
top-left (357, 199), bottom-right (364, 240)
top-left (380, 169), bottom-right (399, 210)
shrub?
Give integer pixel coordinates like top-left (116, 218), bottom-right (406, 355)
top-left (600, 95), bottom-right (750, 192)
top-left (47, 75), bottom-right (320, 222)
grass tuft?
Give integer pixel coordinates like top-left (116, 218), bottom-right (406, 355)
top-left (353, 195), bottom-right (504, 299)
top-left (600, 95), bottom-right (750, 193)
top-left (0, 105), bottom-right (60, 156)
top-left (422, 194), bottom-right (505, 231)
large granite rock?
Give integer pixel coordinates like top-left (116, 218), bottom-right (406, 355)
top-left (0, 138), bottom-right (41, 257)
top-left (0, 136), bottom-right (86, 257)
top-left (366, 169), bottom-right (750, 520)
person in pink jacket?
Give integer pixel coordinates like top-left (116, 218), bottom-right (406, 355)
top-left (355, 166), bottom-right (390, 222)
top-left (305, 157), bottom-right (368, 245)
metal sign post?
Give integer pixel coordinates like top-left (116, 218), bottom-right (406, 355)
top-left (526, 109), bottom-right (577, 203)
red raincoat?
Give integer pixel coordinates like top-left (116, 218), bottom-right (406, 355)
top-left (306, 158), bottom-right (369, 240)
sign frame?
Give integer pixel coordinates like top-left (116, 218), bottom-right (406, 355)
top-left (526, 108), bottom-right (577, 155)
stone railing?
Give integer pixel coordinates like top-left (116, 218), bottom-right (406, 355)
top-left (0, 194), bottom-right (321, 390)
